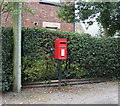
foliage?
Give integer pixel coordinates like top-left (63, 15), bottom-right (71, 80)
top-left (0, 2), bottom-right (34, 24)
top-left (57, 2), bottom-right (75, 23)
top-left (22, 28), bottom-right (120, 80)
top-left (21, 28), bottom-right (64, 82)
top-left (57, 2), bottom-right (120, 37)
top-left (68, 33), bottom-right (120, 78)
top-left (2, 27), bottom-right (120, 91)
top-left (2, 27), bottom-right (14, 92)
top-left (22, 57), bottom-right (58, 82)
top-left (0, 2), bottom-right (34, 15)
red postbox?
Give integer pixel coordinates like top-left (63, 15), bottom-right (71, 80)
top-left (54, 39), bottom-right (67, 59)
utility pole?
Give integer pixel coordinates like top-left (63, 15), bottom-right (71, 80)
top-left (13, 2), bottom-right (22, 93)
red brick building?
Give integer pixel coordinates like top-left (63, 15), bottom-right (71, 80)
top-left (2, 1), bottom-right (75, 32)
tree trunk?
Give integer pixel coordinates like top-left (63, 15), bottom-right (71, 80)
top-left (13, 2), bottom-right (22, 93)
top-left (103, 27), bottom-right (109, 37)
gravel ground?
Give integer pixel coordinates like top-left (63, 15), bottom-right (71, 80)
top-left (2, 81), bottom-right (118, 104)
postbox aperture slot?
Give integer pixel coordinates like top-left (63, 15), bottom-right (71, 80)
top-left (60, 42), bottom-right (66, 44)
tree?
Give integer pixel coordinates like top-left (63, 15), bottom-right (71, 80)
top-left (0, 2), bottom-right (34, 27)
top-left (57, 2), bottom-right (120, 37)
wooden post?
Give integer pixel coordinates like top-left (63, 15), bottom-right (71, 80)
top-left (13, 2), bottom-right (22, 93)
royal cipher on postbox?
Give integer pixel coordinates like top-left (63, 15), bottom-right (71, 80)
top-left (54, 39), bottom-right (67, 60)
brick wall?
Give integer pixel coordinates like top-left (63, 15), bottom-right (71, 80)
top-left (2, 2), bottom-right (74, 32)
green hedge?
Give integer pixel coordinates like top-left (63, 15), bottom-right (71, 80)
top-left (68, 34), bottom-right (120, 79)
top-left (2, 28), bottom-right (14, 92)
top-left (21, 28), bottom-right (65, 81)
top-left (2, 27), bottom-right (120, 91)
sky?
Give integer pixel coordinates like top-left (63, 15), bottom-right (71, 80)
top-left (84, 22), bottom-right (99, 36)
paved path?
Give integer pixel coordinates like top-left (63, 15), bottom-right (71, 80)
top-left (2, 81), bottom-right (118, 104)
